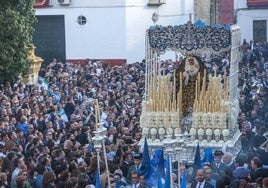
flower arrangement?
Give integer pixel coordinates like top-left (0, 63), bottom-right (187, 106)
top-left (206, 128), bottom-right (212, 136)
top-left (150, 128), bottom-right (157, 135)
top-left (198, 128), bottom-right (205, 135)
top-left (167, 127), bottom-right (173, 135)
top-left (158, 127), bottom-right (165, 135)
top-left (190, 128), bottom-right (196, 135)
top-left (214, 129), bottom-right (221, 136)
top-left (222, 129), bottom-right (229, 137)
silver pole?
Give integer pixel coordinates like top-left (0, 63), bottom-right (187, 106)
top-left (96, 149), bottom-right (100, 178)
top-left (170, 156), bottom-right (173, 188)
top-left (102, 141), bottom-right (111, 187)
top-left (178, 161), bottom-right (180, 188)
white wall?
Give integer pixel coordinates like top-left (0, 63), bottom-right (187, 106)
top-left (235, 0), bottom-right (268, 42)
top-left (35, 0), bottom-right (194, 63)
top-left (234, 0), bottom-right (247, 9)
top-left (236, 9), bottom-right (268, 41)
top-left (125, 0), bottom-right (194, 63)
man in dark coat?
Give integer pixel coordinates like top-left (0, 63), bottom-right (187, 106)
top-left (120, 153), bottom-right (133, 179)
top-left (233, 156), bottom-right (251, 179)
top-left (222, 152), bottom-right (235, 171)
top-left (64, 96), bottom-right (75, 121)
top-left (190, 169), bottom-right (214, 188)
top-left (211, 150), bottom-right (227, 180)
top-left (127, 153), bottom-right (142, 182)
top-left (76, 126), bottom-right (89, 146)
top-left (250, 157), bottom-right (268, 182)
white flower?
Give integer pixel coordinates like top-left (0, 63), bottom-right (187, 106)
top-left (201, 140), bottom-right (208, 145)
top-left (198, 128), bottom-right (205, 135)
top-left (142, 127), bottom-right (149, 135)
top-left (206, 129), bottom-right (212, 135)
top-left (210, 140), bottom-right (217, 145)
top-left (218, 140), bottom-right (225, 145)
top-left (174, 127), bottom-right (181, 134)
top-left (226, 140), bottom-right (234, 147)
top-left (190, 128), bottom-right (196, 135)
top-left (214, 129), bottom-right (221, 136)
top-left (158, 127), bottom-right (165, 135)
top-left (167, 128), bottom-right (173, 135)
top-left (222, 129), bottom-right (229, 137)
top-left (150, 128), bottom-right (157, 135)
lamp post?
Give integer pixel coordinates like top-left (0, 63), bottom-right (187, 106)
top-left (175, 133), bottom-right (184, 187)
top-left (163, 137), bottom-right (175, 188)
top-left (97, 122), bottom-right (111, 187)
top-left (92, 129), bottom-right (103, 180)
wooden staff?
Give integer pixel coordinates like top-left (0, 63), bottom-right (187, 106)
top-left (173, 71), bottom-right (176, 111)
top-left (179, 72), bottom-right (183, 111)
top-left (95, 100), bottom-right (99, 129)
top-left (197, 73), bottom-right (200, 99)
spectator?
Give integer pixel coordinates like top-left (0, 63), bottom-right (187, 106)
top-left (11, 157), bottom-right (26, 188)
top-left (120, 152), bottom-right (133, 178)
top-left (233, 156), bottom-right (251, 179)
top-left (113, 169), bottom-right (128, 187)
top-left (238, 176), bottom-right (254, 188)
top-left (211, 150), bottom-right (226, 180)
top-left (0, 172), bottom-right (9, 188)
top-left (204, 166), bottom-right (216, 188)
top-left (250, 157), bottom-right (268, 182)
top-left (263, 177), bottom-right (268, 188)
top-left (256, 140), bottom-right (268, 168)
top-left (251, 126), bottom-right (267, 148)
top-left (224, 167), bottom-right (239, 188)
top-left (190, 169), bottom-right (213, 188)
top-left (222, 152), bottom-right (235, 171)
top-left (43, 171), bottom-right (56, 188)
top-left (216, 178), bottom-right (226, 188)
top-left (129, 172), bottom-right (145, 188)
top-left (127, 153), bottom-right (142, 182)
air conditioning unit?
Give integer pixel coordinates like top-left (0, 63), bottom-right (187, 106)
top-left (57, 0), bottom-right (71, 5)
top-left (147, 0), bottom-right (166, 6)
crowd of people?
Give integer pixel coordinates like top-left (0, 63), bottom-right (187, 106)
top-left (0, 39), bottom-right (268, 188)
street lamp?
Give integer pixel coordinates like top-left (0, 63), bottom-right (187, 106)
top-left (98, 122), bottom-right (107, 136)
top-left (97, 122), bottom-right (110, 187)
top-left (175, 133), bottom-right (184, 187)
top-left (163, 137), bottom-right (175, 188)
top-left (92, 129), bottom-right (103, 176)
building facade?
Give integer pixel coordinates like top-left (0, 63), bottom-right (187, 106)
top-left (235, 0), bottom-right (268, 43)
top-left (34, 0), bottom-right (267, 65)
top-left (34, 0), bottom-right (194, 65)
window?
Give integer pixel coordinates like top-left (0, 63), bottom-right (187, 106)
top-left (77, 15), bottom-right (87, 25)
top-left (253, 20), bottom-right (267, 43)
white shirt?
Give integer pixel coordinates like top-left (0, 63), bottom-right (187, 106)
top-left (11, 167), bottom-right (20, 188)
top-left (196, 180), bottom-right (205, 188)
top-left (132, 183), bottom-right (140, 188)
top-left (0, 152), bottom-right (6, 158)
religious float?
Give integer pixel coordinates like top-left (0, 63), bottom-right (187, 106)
top-left (140, 20), bottom-right (241, 163)
top-left (23, 46), bottom-right (44, 85)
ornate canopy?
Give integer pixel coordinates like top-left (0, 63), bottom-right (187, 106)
top-left (147, 20), bottom-right (231, 54)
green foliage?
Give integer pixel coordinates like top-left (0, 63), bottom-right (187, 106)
top-left (0, 0), bottom-right (36, 84)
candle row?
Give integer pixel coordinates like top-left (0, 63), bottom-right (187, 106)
top-left (146, 66), bottom-right (229, 114)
